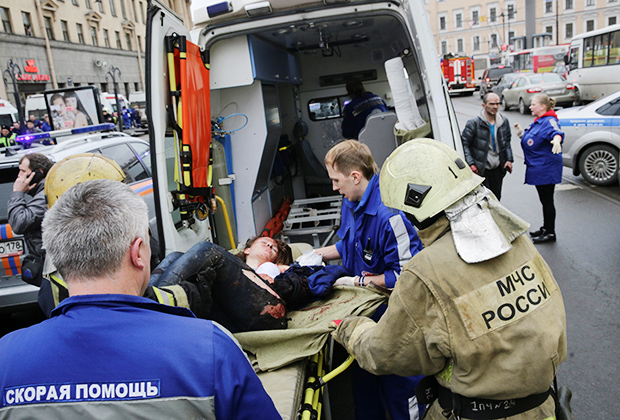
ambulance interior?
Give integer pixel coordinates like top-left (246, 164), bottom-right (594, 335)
top-left (149, 3), bottom-right (442, 419)
top-left (195, 11), bottom-right (433, 248)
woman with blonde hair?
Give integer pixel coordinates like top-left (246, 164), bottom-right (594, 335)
top-left (515, 93), bottom-right (564, 243)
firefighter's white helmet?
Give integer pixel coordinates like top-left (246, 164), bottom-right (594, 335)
top-left (380, 138), bottom-right (484, 225)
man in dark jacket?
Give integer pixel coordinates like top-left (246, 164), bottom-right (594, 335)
top-left (461, 92), bottom-right (513, 200)
top-left (7, 153), bottom-right (53, 286)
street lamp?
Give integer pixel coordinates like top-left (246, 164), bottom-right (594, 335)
top-left (105, 65), bottom-right (123, 132)
top-left (3, 59), bottom-right (25, 130)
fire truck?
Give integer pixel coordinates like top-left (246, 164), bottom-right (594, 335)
top-left (441, 55), bottom-right (476, 96)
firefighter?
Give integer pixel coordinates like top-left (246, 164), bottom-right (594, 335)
top-left (39, 154), bottom-right (208, 317)
top-left (332, 139), bottom-right (567, 420)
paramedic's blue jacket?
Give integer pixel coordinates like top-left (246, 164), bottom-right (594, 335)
top-left (335, 175), bottom-right (423, 288)
top-left (0, 294), bottom-right (281, 420)
top-left (521, 114), bottom-right (564, 186)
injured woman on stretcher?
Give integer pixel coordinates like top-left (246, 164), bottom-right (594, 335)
top-left (148, 236), bottom-right (354, 333)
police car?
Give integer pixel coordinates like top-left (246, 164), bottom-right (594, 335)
top-left (556, 89), bottom-right (620, 186)
top-left (0, 124), bottom-right (153, 312)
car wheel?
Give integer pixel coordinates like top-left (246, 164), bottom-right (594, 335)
top-left (578, 144), bottom-right (619, 186)
top-left (502, 96), bottom-right (510, 111)
top-left (572, 87), bottom-right (581, 107)
top-left (519, 98), bottom-right (528, 115)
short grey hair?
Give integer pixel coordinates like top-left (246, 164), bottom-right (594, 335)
top-left (42, 179), bottom-right (149, 282)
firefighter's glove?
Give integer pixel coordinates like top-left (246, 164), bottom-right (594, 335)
top-left (551, 137), bottom-right (562, 154)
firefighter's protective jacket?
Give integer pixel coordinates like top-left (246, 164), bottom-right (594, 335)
top-left (335, 216), bottom-right (567, 419)
top-left (0, 294), bottom-right (281, 420)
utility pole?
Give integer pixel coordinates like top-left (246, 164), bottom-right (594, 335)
top-left (556, 0), bottom-right (559, 45)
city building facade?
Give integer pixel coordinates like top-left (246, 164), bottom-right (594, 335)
top-left (0, 0), bottom-right (192, 110)
top-left (425, 0), bottom-right (620, 58)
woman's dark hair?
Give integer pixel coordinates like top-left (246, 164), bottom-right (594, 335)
top-left (65, 91), bottom-right (94, 125)
top-left (345, 78), bottom-right (365, 98)
top-left (237, 236), bottom-right (293, 265)
top-left (49, 93), bottom-right (65, 105)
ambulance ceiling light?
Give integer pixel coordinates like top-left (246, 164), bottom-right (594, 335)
top-left (207, 1), bottom-right (233, 18)
top-left (245, 1), bottom-right (272, 17)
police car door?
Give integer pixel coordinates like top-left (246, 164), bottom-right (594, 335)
top-left (146, 0), bottom-right (213, 256)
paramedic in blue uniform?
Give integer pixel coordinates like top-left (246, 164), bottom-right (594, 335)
top-left (515, 93), bottom-right (564, 244)
top-left (0, 179), bottom-right (281, 420)
top-left (341, 78), bottom-right (388, 139)
top-left (315, 139), bottom-right (424, 420)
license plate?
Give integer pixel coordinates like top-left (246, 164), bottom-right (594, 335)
top-left (0, 239), bottom-right (24, 258)
top-left (547, 89), bottom-right (562, 95)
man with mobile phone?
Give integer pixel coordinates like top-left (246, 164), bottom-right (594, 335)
top-left (7, 153), bottom-right (53, 287)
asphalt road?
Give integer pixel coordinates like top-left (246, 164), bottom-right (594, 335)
top-left (451, 93), bottom-right (620, 419)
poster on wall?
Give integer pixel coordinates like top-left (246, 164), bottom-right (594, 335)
top-left (45, 86), bottom-right (101, 131)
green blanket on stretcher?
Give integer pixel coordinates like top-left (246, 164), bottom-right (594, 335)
top-left (234, 286), bottom-right (388, 372)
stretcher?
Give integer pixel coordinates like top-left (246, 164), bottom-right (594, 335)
top-left (234, 285), bottom-right (388, 420)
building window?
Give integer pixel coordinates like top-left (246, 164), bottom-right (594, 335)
top-left (61, 20), bottom-right (70, 41)
top-left (439, 15), bottom-right (446, 31)
top-left (565, 23), bottom-right (573, 39)
top-left (134, 82), bottom-right (139, 91)
top-left (490, 7), bottom-right (497, 23)
top-left (101, 82), bottom-right (108, 93)
top-left (491, 33), bottom-right (498, 48)
top-left (140, 1), bottom-right (145, 24)
top-left (565, 0), bottom-right (573, 9)
top-left (85, 0), bottom-right (92, 8)
top-left (131, 0), bottom-right (138, 22)
top-left (103, 29), bottom-right (110, 47)
top-left (1, 7), bottom-right (13, 33)
top-left (109, 0), bottom-right (116, 16)
top-left (72, 0), bottom-right (79, 5)
top-left (545, 1), bottom-right (553, 13)
top-left (457, 38), bottom-right (464, 53)
top-left (586, 0), bottom-right (595, 4)
top-left (76, 23), bottom-right (84, 44)
top-left (586, 20), bottom-right (595, 32)
top-left (120, 0), bottom-right (127, 19)
top-left (137, 35), bottom-right (142, 52)
top-left (22, 12), bottom-right (33, 36)
top-left (98, 0), bottom-right (103, 12)
top-left (115, 31), bottom-right (122, 49)
top-left (126, 32), bottom-right (132, 51)
top-left (473, 35), bottom-right (480, 51)
top-left (455, 13), bottom-right (463, 28)
top-left (545, 25), bottom-right (553, 34)
top-left (507, 4), bottom-right (515, 20)
top-left (44, 16), bottom-right (54, 40)
top-left (441, 40), bottom-right (448, 55)
top-left (610, 16), bottom-right (617, 25)
top-left (91, 27), bottom-right (98, 46)
top-left (472, 10), bottom-right (479, 25)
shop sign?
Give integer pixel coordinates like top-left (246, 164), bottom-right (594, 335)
top-left (16, 59), bottom-right (50, 82)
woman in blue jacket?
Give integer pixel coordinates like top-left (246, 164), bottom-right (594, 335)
top-left (515, 93), bottom-right (564, 243)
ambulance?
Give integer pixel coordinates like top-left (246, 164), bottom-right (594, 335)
top-left (146, 0), bottom-right (464, 416)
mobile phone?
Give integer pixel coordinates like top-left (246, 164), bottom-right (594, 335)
top-left (29, 169), bottom-right (44, 186)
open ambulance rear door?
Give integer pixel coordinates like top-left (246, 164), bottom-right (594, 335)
top-left (146, 0), bottom-right (214, 257)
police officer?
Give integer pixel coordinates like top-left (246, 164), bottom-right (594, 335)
top-left (0, 125), bottom-right (16, 147)
top-left (333, 138), bottom-right (567, 420)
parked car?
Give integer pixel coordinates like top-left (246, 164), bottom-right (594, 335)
top-left (479, 65), bottom-right (514, 98)
top-left (501, 72), bottom-right (577, 114)
top-left (491, 72), bottom-right (526, 99)
top-left (0, 126), bottom-right (153, 312)
top-left (556, 90), bottom-right (620, 186)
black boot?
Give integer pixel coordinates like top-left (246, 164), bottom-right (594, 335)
top-left (529, 227), bottom-right (546, 238)
top-left (533, 232), bottom-right (556, 243)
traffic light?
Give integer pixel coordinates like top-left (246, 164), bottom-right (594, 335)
top-left (501, 44), bottom-right (507, 51)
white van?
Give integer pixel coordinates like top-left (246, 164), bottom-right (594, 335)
top-left (148, 0), bottom-right (463, 256)
top-left (147, 1), bottom-right (465, 415)
top-left (99, 92), bottom-right (128, 114)
top-left (0, 99), bottom-right (18, 127)
top-left (24, 94), bottom-right (47, 120)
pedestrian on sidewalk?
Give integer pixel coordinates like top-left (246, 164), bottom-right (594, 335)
top-left (515, 93), bottom-right (564, 244)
